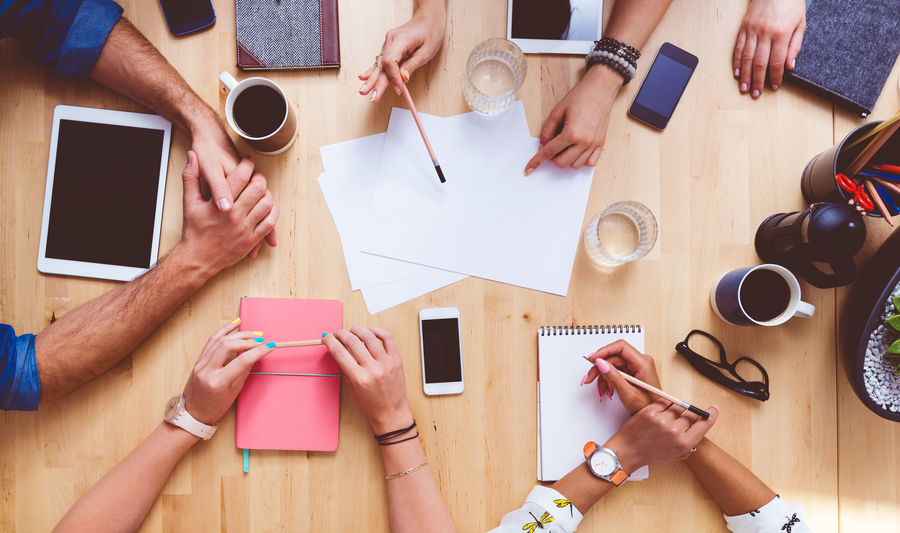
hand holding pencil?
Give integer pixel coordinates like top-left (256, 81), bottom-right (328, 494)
top-left (583, 340), bottom-right (710, 419)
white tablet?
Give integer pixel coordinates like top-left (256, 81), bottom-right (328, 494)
top-left (38, 105), bottom-right (172, 282)
top-left (507, 0), bottom-right (603, 55)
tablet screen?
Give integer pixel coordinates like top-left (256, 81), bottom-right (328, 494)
top-left (45, 120), bottom-right (165, 269)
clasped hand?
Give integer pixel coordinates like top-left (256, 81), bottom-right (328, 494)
top-left (175, 150), bottom-right (279, 277)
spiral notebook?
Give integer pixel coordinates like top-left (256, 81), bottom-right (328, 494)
top-left (537, 325), bottom-right (649, 482)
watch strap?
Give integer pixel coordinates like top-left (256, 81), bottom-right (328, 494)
top-left (584, 441), bottom-right (629, 486)
top-left (167, 396), bottom-right (217, 440)
top-left (609, 469), bottom-right (629, 486)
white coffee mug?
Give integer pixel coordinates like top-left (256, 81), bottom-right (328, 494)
top-left (710, 264), bottom-right (816, 326)
top-left (218, 71), bottom-right (297, 155)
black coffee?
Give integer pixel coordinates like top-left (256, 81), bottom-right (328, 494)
top-left (232, 85), bottom-right (287, 138)
top-left (740, 269), bottom-right (791, 322)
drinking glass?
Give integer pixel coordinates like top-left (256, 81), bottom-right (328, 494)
top-left (463, 39), bottom-right (527, 116)
top-left (584, 201), bottom-right (658, 267)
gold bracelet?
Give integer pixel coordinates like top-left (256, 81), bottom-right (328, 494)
top-left (385, 461), bottom-right (428, 480)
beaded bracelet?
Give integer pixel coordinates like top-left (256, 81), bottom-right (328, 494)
top-left (585, 50), bottom-right (636, 85)
top-left (595, 37), bottom-right (641, 60)
top-left (585, 37), bottom-right (640, 85)
top-left (385, 461), bottom-right (429, 480)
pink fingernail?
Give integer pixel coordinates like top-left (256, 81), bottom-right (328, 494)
top-left (741, 83), bottom-right (748, 92)
top-left (607, 389), bottom-right (613, 400)
top-left (370, 90), bottom-right (378, 102)
top-left (595, 358), bottom-right (611, 374)
top-left (595, 387), bottom-right (603, 403)
top-left (712, 406), bottom-right (719, 411)
top-left (359, 84), bottom-right (366, 93)
top-left (791, 59), bottom-right (796, 69)
top-left (771, 84), bottom-right (779, 91)
top-left (734, 68), bottom-right (740, 77)
top-left (580, 374), bottom-right (589, 386)
top-left (752, 89), bottom-right (760, 98)
top-left (218, 198), bottom-right (231, 210)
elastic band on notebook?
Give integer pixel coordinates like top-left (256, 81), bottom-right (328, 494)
top-left (248, 372), bottom-right (341, 377)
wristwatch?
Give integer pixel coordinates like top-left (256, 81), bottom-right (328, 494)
top-left (583, 441), bottom-right (629, 486)
top-left (164, 394), bottom-right (217, 440)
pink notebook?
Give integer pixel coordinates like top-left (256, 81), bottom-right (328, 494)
top-left (236, 298), bottom-right (343, 451)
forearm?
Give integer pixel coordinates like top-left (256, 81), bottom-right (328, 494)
top-left (685, 438), bottom-right (776, 516)
top-left (89, 18), bottom-right (222, 139)
top-left (413, 0), bottom-right (447, 21)
top-left (35, 247), bottom-right (213, 401)
top-left (376, 413), bottom-right (456, 533)
top-left (53, 422), bottom-right (199, 533)
top-left (603, 0), bottom-right (674, 52)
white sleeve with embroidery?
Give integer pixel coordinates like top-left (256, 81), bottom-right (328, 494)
top-left (725, 496), bottom-right (813, 533)
top-left (487, 486), bottom-right (584, 533)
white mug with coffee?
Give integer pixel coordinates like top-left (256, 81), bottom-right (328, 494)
top-left (218, 71), bottom-right (297, 155)
top-left (710, 264), bottom-right (815, 326)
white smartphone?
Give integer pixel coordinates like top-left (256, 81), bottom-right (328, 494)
top-left (419, 307), bottom-right (464, 396)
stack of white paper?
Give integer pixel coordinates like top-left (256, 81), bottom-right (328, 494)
top-left (318, 102), bottom-right (595, 314)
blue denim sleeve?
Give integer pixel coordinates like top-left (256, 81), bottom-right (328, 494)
top-left (0, 324), bottom-right (41, 411)
top-left (0, 0), bottom-right (123, 79)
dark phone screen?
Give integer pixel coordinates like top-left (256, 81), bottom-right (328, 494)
top-left (45, 120), bottom-right (165, 269)
top-left (159, 0), bottom-right (214, 28)
top-left (633, 53), bottom-right (694, 118)
top-left (422, 318), bottom-right (463, 384)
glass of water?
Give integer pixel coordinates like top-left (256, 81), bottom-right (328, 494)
top-left (584, 201), bottom-right (658, 267)
top-left (463, 38), bottom-right (527, 116)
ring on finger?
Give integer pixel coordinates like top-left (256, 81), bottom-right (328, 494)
top-left (679, 407), bottom-right (689, 417)
top-left (690, 448), bottom-right (697, 453)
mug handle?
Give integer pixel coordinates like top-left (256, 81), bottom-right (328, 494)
top-left (793, 301), bottom-right (816, 318)
top-left (219, 71), bottom-right (239, 92)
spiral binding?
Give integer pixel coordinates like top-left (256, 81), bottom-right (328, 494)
top-left (538, 325), bottom-right (642, 335)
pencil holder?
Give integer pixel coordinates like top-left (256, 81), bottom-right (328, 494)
top-left (800, 122), bottom-right (881, 216)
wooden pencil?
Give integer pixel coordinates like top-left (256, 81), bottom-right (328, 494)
top-left (846, 119), bottom-right (900, 177)
top-left (864, 179), bottom-right (894, 227)
top-left (400, 84), bottom-right (446, 183)
top-left (844, 109), bottom-right (900, 150)
top-left (273, 339), bottom-right (324, 348)
top-left (583, 356), bottom-right (709, 419)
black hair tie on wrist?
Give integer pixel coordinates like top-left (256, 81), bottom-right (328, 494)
top-left (375, 420), bottom-right (417, 442)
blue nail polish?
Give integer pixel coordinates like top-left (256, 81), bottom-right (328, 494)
top-left (254, 337), bottom-right (264, 342)
top-left (265, 342), bottom-right (275, 348)
top-left (322, 332), bottom-right (328, 337)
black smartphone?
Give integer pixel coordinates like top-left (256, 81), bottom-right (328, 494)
top-left (158, 0), bottom-right (216, 36)
top-left (628, 42), bottom-right (699, 130)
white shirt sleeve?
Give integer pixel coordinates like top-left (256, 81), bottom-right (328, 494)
top-left (724, 496), bottom-right (813, 533)
top-left (488, 486), bottom-right (585, 533)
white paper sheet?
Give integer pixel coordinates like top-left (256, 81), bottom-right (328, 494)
top-left (320, 134), bottom-right (459, 290)
top-left (362, 103), bottom-right (595, 296)
top-left (317, 174), bottom-right (467, 314)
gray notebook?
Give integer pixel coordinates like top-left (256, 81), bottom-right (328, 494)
top-left (786, 0), bottom-right (900, 117)
top-left (235, 0), bottom-right (340, 70)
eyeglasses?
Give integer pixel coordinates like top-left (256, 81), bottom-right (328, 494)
top-left (674, 330), bottom-right (770, 402)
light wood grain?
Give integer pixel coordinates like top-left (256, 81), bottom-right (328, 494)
top-left (1, 0), bottom-right (899, 531)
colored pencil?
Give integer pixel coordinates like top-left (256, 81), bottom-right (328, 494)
top-left (400, 84), bottom-right (446, 184)
top-left (864, 180), bottom-right (894, 226)
top-left (846, 119), bottom-right (900, 177)
top-left (583, 356), bottom-right (709, 419)
top-left (273, 339), bottom-right (323, 348)
top-left (844, 109), bottom-right (900, 150)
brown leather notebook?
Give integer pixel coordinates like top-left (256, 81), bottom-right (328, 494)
top-left (235, 0), bottom-right (340, 70)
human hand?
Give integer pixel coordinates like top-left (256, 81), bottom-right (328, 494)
top-left (176, 150), bottom-right (279, 276)
top-left (583, 340), bottom-right (660, 415)
top-left (322, 327), bottom-right (413, 434)
top-left (359, 4), bottom-right (447, 103)
top-left (524, 65), bottom-right (621, 175)
top-left (605, 399), bottom-right (718, 473)
top-left (733, 0), bottom-right (806, 97)
top-left (182, 319), bottom-right (275, 425)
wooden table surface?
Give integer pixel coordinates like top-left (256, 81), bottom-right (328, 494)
top-left (2, 0), bottom-right (900, 531)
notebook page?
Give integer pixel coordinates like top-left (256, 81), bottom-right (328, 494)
top-left (537, 326), bottom-right (649, 481)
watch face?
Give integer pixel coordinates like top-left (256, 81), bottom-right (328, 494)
top-left (164, 395), bottom-right (181, 420)
top-left (590, 449), bottom-right (617, 476)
